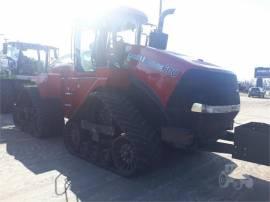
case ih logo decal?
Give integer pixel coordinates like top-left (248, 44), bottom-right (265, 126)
top-left (128, 53), bottom-right (179, 77)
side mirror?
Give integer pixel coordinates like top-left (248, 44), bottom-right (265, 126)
top-left (2, 43), bottom-right (7, 54)
top-left (149, 31), bottom-right (168, 50)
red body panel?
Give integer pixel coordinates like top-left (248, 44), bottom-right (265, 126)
top-left (127, 46), bottom-right (221, 106)
top-left (35, 64), bottom-right (130, 117)
top-left (33, 44), bottom-right (222, 118)
top-left (128, 46), bottom-right (189, 106)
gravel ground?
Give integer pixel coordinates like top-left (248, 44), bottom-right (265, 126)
top-left (0, 94), bottom-right (269, 202)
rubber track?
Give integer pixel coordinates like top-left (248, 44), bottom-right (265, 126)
top-left (0, 79), bottom-right (15, 113)
top-left (13, 86), bottom-right (64, 137)
top-left (90, 92), bottom-right (162, 174)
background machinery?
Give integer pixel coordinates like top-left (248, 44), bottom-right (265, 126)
top-left (12, 8), bottom-right (269, 177)
top-left (0, 41), bottom-right (58, 112)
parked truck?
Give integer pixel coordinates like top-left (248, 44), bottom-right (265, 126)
top-left (12, 8), bottom-right (269, 177)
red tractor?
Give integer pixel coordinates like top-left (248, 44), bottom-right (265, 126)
top-left (13, 8), bottom-right (268, 176)
top-left (0, 42), bottom-right (58, 113)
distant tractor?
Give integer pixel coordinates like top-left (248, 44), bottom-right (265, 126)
top-left (12, 8), bottom-right (269, 177)
top-left (0, 42), bottom-right (58, 112)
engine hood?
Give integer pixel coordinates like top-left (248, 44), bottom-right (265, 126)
top-left (166, 51), bottom-right (234, 75)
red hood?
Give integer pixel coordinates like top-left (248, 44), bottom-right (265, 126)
top-left (165, 50), bottom-right (234, 75)
top-left (129, 45), bottom-right (237, 106)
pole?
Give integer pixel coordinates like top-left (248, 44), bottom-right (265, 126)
top-left (159, 0), bottom-right (163, 20)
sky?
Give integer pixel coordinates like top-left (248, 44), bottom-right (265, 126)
top-left (0, 0), bottom-right (270, 81)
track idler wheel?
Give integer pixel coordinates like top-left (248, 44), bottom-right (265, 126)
top-left (112, 134), bottom-right (138, 177)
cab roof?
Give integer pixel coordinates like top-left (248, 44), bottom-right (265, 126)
top-left (106, 7), bottom-right (148, 25)
top-left (77, 7), bottom-right (148, 32)
top-left (6, 42), bottom-right (58, 51)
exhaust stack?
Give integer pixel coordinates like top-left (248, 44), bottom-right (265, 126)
top-left (157, 9), bottom-right (175, 33)
top-left (149, 8), bottom-right (175, 50)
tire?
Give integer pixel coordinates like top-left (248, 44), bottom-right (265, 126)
top-left (13, 87), bottom-right (64, 138)
top-left (64, 91), bottom-right (162, 177)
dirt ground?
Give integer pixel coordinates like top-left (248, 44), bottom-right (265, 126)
top-left (0, 94), bottom-right (269, 202)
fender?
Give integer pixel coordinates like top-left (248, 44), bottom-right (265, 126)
top-left (69, 75), bottom-right (168, 128)
top-left (17, 85), bottom-right (63, 111)
top-left (16, 85), bottom-right (41, 103)
top-left (127, 75), bottom-right (168, 127)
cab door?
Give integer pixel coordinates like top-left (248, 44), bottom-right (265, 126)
top-left (64, 28), bottom-right (99, 117)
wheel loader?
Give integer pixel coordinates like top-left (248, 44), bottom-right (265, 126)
top-left (12, 7), bottom-right (270, 177)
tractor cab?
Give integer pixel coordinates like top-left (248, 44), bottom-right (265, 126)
top-left (0, 42), bottom-right (59, 113)
top-left (74, 8), bottom-right (146, 71)
top-left (73, 7), bottom-right (173, 71)
top-left (1, 42), bottom-right (58, 77)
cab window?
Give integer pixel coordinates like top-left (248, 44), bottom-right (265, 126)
top-left (7, 45), bottom-right (20, 60)
top-left (116, 29), bottom-right (136, 45)
top-left (48, 49), bottom-right (57, 65)
top-left (38, 49), bottom-right (47, 73)
top-left (78, 30), bottom-right (96, 72)
top-left (22, 49), bottom-right (38, 60)
top-left (18, 49), bottom-right (45, 75)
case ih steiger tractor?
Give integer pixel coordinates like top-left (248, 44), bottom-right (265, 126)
top-left (12, 8), bottom-right (269, 177)
top-left (0, 42), bottom-right (58, 113)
